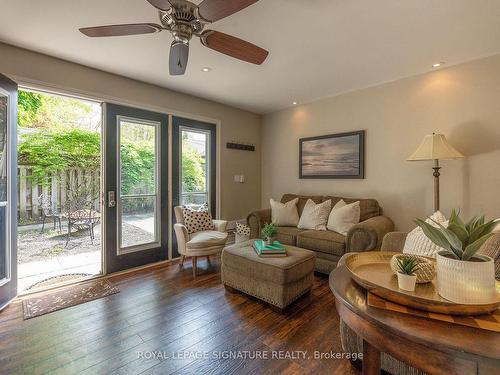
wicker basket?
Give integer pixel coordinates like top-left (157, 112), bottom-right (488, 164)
top-left (390, 254), bottom-right (435, 284)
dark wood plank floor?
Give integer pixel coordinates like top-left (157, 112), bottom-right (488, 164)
top-left (0, 257), bottom-right (359, 375)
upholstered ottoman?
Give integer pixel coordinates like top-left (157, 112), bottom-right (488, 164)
top-left (221, 240), bottom-right (316, 311)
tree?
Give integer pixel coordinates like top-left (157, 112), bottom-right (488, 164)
top-left (17, 89), bottom-right (101, 130)
top-left (182, 140), bottom-right (205, 193)
top-left (18, 128), bottom-right (101, 184)
top-left (18, 90), bottom-right (43, 127)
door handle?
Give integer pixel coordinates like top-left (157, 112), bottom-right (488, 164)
top-left (108, 191), bottom-right (116, 208)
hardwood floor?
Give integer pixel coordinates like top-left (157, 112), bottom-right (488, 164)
top-left (0, 257), bottom-right (359, 375)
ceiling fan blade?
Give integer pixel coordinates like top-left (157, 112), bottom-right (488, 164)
top-left (145, 0), bottom-right (171, 11)
top-left (200, 30), bottom-right (268, 65)
top-left (198, 0), bottom-right (259, 22)
top-left (169, 41), bottom-right (189, 75)
top-left (79, 23), bottom-right (162, 37)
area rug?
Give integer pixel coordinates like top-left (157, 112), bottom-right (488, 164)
top-left (22, 279), bottom-right (119, 320)
top-left (26, 273), bottom-right (92, 290)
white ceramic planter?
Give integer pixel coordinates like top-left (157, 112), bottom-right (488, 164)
top-left (397, 272), bottom-right (417, 292)
top-left (436, 251), bottom-right (496, 304)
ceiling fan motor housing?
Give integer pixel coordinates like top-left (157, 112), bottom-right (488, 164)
top-left (159, 0), bottom-right (204, 45)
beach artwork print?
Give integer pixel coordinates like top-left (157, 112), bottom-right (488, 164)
top-left (299, 131), bottom-right (365, 179)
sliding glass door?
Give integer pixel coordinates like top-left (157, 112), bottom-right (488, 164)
top-left (172, 116), bottom-right (216, 258)
top-left (0, 74), bottom-right (17, 310)
top-left (104, 104), bottom-right (168, 273)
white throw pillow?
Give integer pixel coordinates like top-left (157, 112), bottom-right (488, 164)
top-left (297, 199), bottom-right (332, 231)
top-left (403, 211), bottom-right (448, 258)
top-left (270, 198), bottom-right (300, 227)
top-left (327, 200), bottom-right (361, 235)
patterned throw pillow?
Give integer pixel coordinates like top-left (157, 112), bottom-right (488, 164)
top-left (183, 206), bottom-right (214, 234)
top-left (403, 211), bottom-right (448, 258)
top-left (235, 222), bottom-right (251, 243)
top-left (297, 199), bottom-right (332, 231)
top-left (236, 222), bottom-right (250, 237)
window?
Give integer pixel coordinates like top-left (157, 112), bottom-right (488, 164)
top-left (118, 117), bottom-right (160, 252)
top-left (180, 128), bottom-right (209, 208)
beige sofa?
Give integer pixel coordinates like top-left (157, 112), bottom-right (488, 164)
top-left (247, 194), bottom-right (394, 273)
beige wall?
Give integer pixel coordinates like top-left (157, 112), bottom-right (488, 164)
top-left (0, 42), bottom-right (261, 221)
top-left (262, 54), bottom-right (500, 231)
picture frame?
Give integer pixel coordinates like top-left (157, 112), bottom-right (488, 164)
top-left (299, 130), bottom-right (365, 179)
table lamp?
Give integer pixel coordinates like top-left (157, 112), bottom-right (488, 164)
top-left (407, 133), bottom-right (464, 212)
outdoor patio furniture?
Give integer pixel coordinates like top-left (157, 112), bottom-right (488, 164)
top-left (64, 207), bottom-right (100, 246)
top-left (39, 194), bottom-right (63, 233)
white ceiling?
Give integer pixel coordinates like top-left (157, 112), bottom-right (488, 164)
top-left (1, 0), bottom-right (500, 114)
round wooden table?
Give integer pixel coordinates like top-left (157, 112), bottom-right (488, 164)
top-left (329, 265), bottom-right (500, 375)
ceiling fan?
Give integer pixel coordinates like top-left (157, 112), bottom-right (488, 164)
top-left (79, 0), bottom-right (269, 75)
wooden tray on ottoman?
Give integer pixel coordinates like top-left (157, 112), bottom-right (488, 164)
top-left (344, 251), bottom-right (500, 316)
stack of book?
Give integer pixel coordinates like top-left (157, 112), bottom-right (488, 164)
top-left (253, 240), bottom-right (287, 257)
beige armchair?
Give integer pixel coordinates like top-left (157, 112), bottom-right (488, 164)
top-left (173, 206), bottom-right (228, 277)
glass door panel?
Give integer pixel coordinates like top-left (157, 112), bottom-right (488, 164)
top-left (0, 74), bottom-right (17, 310)
top-left (180, 128), bottom-right (209, 207)
top-left (118, 117), bottom-right (159, 253)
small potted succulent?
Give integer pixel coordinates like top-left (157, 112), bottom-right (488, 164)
top-left (261, 223), bottom-right (278, 246)
top-left (415, 209), bottom-right (498, 304)
top-left (396, 256), bottom-right (419, 292)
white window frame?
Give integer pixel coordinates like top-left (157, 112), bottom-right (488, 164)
top-left (117, 115), bottom-right (161, 255)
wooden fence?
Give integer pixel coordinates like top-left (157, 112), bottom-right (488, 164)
top-left (17, 166), bottom-right (100, 221)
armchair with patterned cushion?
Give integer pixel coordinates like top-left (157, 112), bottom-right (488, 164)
top-left (173, 206), bottom-right (228, 277)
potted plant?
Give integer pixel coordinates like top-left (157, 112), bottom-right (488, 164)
top-left (396, 256), bottom-right (419, 291)
top-left (415, 209), bottom-right (498, 304)
top-left (261, 223), bottom-right (277, 246)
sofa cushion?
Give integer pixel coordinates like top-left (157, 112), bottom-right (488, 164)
top-left (281, 194), bottom-right (323, 216)
top-left (222, 240), bottom-right (316, 284)
top-left (187, 230), bottom-right (228, 249)
top-left (297, 230), bottom-right (346, 257)
top-left (276, 226), bottom-right (304, 246)
top-left (322, 196), bottom-right (380, 222)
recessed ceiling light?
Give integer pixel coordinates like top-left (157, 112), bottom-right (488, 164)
top-left (201, 67), bottom-right (211, 72)
top-left (292, 101), bottom-right (298, 105)
top-left (432, 62), bottom-right (445, 68)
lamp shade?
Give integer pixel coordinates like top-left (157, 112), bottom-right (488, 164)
top-left (407, 133), bottom-right (464, 161)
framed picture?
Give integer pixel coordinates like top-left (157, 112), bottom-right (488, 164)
top-left (299, 130), bottom-right (365, 179)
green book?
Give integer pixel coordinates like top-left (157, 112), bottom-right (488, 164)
top-left (253, 240), bottom-right (287, 256)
